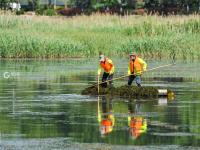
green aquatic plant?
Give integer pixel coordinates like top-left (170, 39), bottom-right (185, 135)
top-left (81, 85), bottom-right (159, 99)
top-left (0, 14), bottom-right (200, 59)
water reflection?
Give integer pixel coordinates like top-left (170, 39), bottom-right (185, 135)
top-left (97, 96), bottom-right (150, 139)
top-left (158, 98), bottom-right (168, 106)
top-left (98, 96), bottom-right (115, 136)
top-left (0, 59), bottom-right (200, 149)
top-left (158, 94), bottom-right (175, 106)
top-left (128, 101), bottom-right (147, 139)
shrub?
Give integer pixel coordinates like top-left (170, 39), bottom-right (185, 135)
top-left (44, 9), bottom-right (56, 16)
top-left (57, 8), bottom-right (82, 16)
top-left (36, 8), bottom-right (44, 15)
top-left (16, 9), bottom-right (25, 15)
top-left (132, 9), bottom-right (146, 15)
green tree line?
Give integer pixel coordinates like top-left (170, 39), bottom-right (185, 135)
top-left (0, 0), bottom-right (200, 14)
top-left (67, 0), bottom-right (200, 13)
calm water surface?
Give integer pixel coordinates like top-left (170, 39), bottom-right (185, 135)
top-left (0, 59), bottom-right (200, 150)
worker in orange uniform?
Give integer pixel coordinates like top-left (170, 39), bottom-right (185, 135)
top-left (98, 54), bottom-right (115, 88)
top-left (128, 53), bottom-right (147, 87)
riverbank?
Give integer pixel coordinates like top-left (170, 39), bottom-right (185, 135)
top-left (0, 14), bottom-right (200, 59)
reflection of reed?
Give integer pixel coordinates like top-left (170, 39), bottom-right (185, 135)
top-left (12, 89), bottom-right (15, 115)
top-left (143, 62), bottom-right (200, 82)
top-left (150, 121), bottom-right (179, 130)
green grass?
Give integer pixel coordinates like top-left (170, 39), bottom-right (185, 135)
top-left (0, 14), bottom-right (200, 59)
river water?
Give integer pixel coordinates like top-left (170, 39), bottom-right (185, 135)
top-left (0, 59), bottom-right (200, 150)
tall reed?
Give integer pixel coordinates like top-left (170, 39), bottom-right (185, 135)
top-left (0, 14), bottom-right (199, 59)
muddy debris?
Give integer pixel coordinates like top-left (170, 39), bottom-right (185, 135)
top-left (82, 85), bottom-right (161, 98)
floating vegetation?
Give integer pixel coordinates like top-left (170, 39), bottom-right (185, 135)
top-left (82, 85), bottom-right (165, 98)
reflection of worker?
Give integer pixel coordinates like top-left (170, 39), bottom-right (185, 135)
top-left (128, 116), bottom-right (147, 139)
top-left (128, 53), bottom-right (147, 87)
top-left (98, 96), bottom-right (115, 136)
top-left (128, 102), bottom-right (147, 139)
top-left (98, 52), bottom-right (115, 88)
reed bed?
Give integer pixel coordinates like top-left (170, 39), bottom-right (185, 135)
top-left (0, 14), bottom-right (200, 59)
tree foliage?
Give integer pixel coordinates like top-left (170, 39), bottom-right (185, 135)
top-left (68, 0), bottom-right (200, 11)
top-left (0, 0), bottom-right (10, 10)
top-left (0, 0), bottom-right (200, 13)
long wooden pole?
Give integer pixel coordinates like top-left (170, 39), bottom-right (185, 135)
top-left (95, 63), bottom-right (175, 86)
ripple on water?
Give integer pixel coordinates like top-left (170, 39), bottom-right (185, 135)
top-left (0, 139), bottom-right (198, 150)
top-left (37, 94), bottom-right (96, 103)
top-left (150, 132), bottom-right (200, 137)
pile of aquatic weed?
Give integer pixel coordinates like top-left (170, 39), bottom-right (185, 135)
top-left (82, 85), bottom-right (158, 98)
